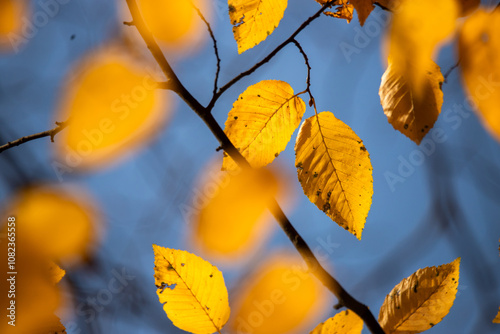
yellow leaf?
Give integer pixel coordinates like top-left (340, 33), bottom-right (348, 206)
top-left (458, 9), bottom-right (500, 142)
top-left (295, 112), bottom-right (373, 239)
top-left (324, 3), bottom-right (354, 24)
top-left (6, 185), bottom-right (97, 261)
top-left (222, 80), bottom-right (306, 171)
top-left (388, 0), bottom-right (457, 96)
top-left (0, 0), bottom-right (28, 51)
top-left (228, 253), bottom-right (329, 334)
top-left (310, 310), bottom-right (363, 334)
top-left (493, 307), bottom-right (500, 324)
top-left (379, 59), bottom-right (444, 145)
top-left (153, 245), bottom-right (230, 334)
top-left (378, 258), bottom-right (461, 334)
top-left (55, 48), bottom-right (170, 170)
top-left (229, 0), bottom-right (288, 53)
top-left (48, 262), bottom-right (66, 284)
top-left (136, 0), bottom-right (209, 50)
top-left (350, 0), bottom-right (374, 26)
top-left (192, 163), bottom-right (283, 261)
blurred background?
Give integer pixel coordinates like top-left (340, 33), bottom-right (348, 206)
top-left (0, 0), bottom-right (499, 333)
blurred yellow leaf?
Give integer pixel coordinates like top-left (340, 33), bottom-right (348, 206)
top-left (223, 80), bottom-right (305, 171)
top-left (310, 310), bottom-right (363, 334)
top-left (493, 307), bottom-right (500, 323)
top-left (0, 0), bottom-right (28, 51)
top-left (295, 112), bottom-right (373, 239)
top-left (137, 0), bottom-right (208, 50)
top-left (388, 0), bottom-right (457, 96)
top-left (228, 254), bottom-right (329, 334)
top-left (378, 258), bottom-right (461, 334)
top-left (153, 245), bottom-right (230, 334)
top-left (56, 48), bottom-right (170, 169)
top-left (379, 59), bottom-right (444, 145)
top-left (458, 9), bottom-right (500, 142)
top-left (350, 0), bottom-right (374, 26)
top-left (0, 235), bottom-right (62, 334)
top-left (229, 0), bottom-right (287, 53)
top-left (192, 164), bottom-right (282, 260)
top-left (7, 186), bottom-right (97, 261)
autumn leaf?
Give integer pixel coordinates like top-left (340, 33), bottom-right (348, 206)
top-left (324, 2), bottom-right (354, 23)
top-left (55, 47), bottom-right (170, 170)
top-left (135, 0), bottom-right (209, 51)
top-left (229, 0), bottom-right (287, 53)
top-left (48, 262), bottom-right (66, 284)
top-left (295, 112), bottom-right (373, 239)
top-left (458, 9), bottom-right (500, 142)
top-left (493, 307), bottom-right (500, 324)
top-left (310, 310), bottom-right (363, 334)
top-left (388, 0), bottom-right (457, 96)
top-left (379, 59), bottom-right (444, 145)
top-left (228, 254), bottom-right (329, 334)
top-left (0, 0), bottom-right (28, 51)
top-left (350, 0), bottom-right (374, 26)
top-left (378, 258), bottom-right (461, 334)
top-left (222, 80), bottom-right (306, 171)
top-left (192, 163), bottom-right (285, 261)
top-left (153, 245), bottom-right (230, 334)
top-left (7, 185), bottom-right (98, 261)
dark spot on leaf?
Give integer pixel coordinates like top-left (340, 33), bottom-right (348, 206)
top-left (167, 264), bottom-right (174, 271)
top-left (360, 146), bottom-right (366, 151)
top-left (228, 4), bottom-right (236, 13)
top-left (181, 263), bottom-right (185, 267)
top-left (234, 116), bottom-right (238, 120)
top-left (210, 274), bottom-right (213, 278)
top-left (323, 203), bottom-right (331, 212)
top-left (404, 124), bottom-right (409, 130)
top-left (430, 323), bottom-right (435, 327)
top-left (313, 172), bottom-right (318, 178)
top-left (296, 162), bottom-right (303, 170)
top-left (274, 152), bottom-right (279, 157)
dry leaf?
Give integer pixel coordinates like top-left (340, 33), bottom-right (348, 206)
top-left (295, 112), bottom-right (373, 239)
top-left (379, 59), bottom-right (444, 144)
top-left (153, 246), bottom-right (230, 334)
top-left (379, 258), bottom-right (461, 333)
top-left (350, 0), bottom-right (374, 26)
top-left (229, 0), bottom-right (288, 53)
top-left (310, 310), bottom-right (363, 334)
top-left (325, 3), bottom-right (354, 23)
top-left (223, 80), bottom-right (305, 171)
top-left (458, 9), bottom-right (500, 142)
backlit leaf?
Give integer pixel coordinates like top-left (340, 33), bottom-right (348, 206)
top-left (494, 307), bottom-right (500, 323)
top-left (6, 185), bottom-right (97, 261)
top-left (388, 0), bottom-right (457, 96)
top-left (228, 253), bottom-right (329, 334)
top-left (310, 310), bottom-right (363, 334)
top-left (229, 0), bottom-right (288, 53)
top-left (153, 245), bottom-right (230, 334)
top-left (324, 3), bottom-right (354, 24)
top-left (378, 258), bottom-right (461, 334)
top-left (55, 48), bottom-right (170, 169)
top-left (350, 0), bottom-right (374, 26)
top-left (222, 80), bottom-right (306, 171)
top-left (295, 112), bottom-right (373, 239)
top-left (136, 0), bottom-right (209, 51)
top-left (379, 59), bottom-right (444, 144)
top-left (458, 9), bottom-right (500, 142)
top-left (192, 163), bottom-right (283, 261)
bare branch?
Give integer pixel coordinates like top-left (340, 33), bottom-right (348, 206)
top-left (443, 60), bottom-right (460, 83)
top-left (0, 121), bottom-right (68, 154)
top-left (125, 1), bottom-right (384, 333)
top-left (192, 4), bottom-right (221, 98)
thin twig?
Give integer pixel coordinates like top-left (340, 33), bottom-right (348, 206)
top-left (192, 4), bottom-right (221, 99)
top-left (0, 121), bottom-right (68, 154)
top-left (125, 1), bottom-right (384, 333)
top-left (292, 39), bottom-right (314, 106)
top-left (443, 59), bottom-right (460, 83)
top-left (206, 1), bottom-right (335, 112)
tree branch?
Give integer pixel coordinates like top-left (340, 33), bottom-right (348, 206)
top-left (206, 1), bottom-right (335, 112)
top-left (125, 1), bottom-right (384, 333)
top-left (192, 3), bottom-right (221, 98)
top-left (0, 121), bottom-right (68, 154)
